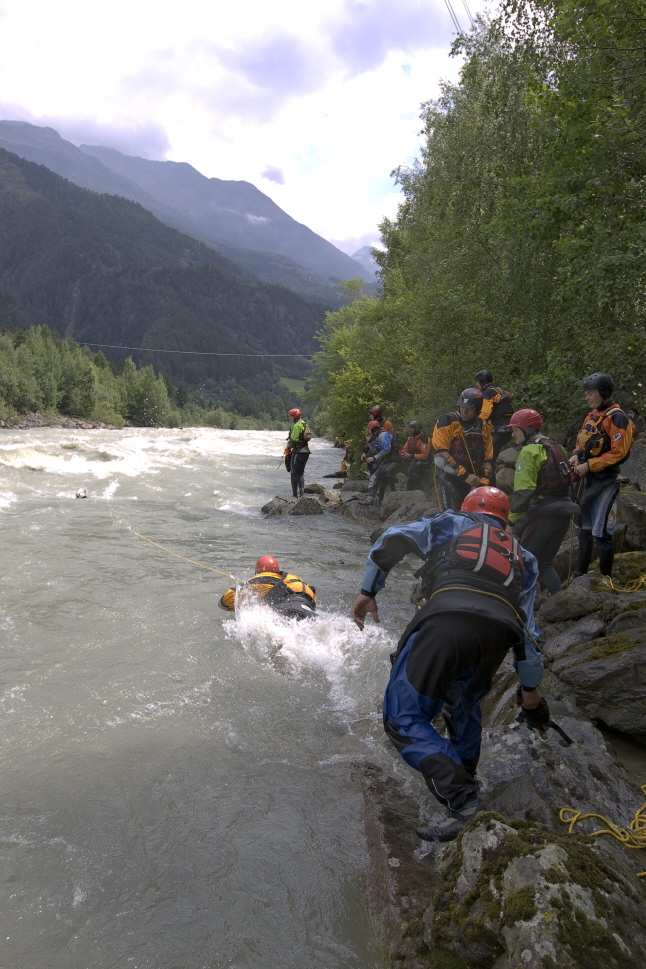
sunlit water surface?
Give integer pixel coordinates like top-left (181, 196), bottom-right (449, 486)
top-left (0, 429), bottom-right (417, 969)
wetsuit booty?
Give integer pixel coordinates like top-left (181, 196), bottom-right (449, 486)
top-left (416, 796), bottom-right (485, 843)
top-left (576, 529), bottom-right (593, 576)
top-left (599, 548), bottom-right (614, 577)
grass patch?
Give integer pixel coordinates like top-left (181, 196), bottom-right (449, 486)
top-left (278, 377), bottom-right (306, 393)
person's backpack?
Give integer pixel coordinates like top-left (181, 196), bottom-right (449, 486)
top-left (302, 423), bottom-right (313, 443)
top-left (416, 514), bottom-right (523, 596)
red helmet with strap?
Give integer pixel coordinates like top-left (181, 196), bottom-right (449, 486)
top-left (509, 408), bottom-right (542, 432)
top-left (461, 486), bottom-right (510, 525)
top-left (256, 556), bottom-right (280, 573)
top-left (288, 408), bottom-right (302, 420)
top-left (367, 420), bottom-right (381, 431)
top-left (367, 405), bottom-right (382, 418)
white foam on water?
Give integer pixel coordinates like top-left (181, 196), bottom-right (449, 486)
top-left (0, 490), bottom-right (17, 510)
top-left (224, 599), bottom-right (392, 718)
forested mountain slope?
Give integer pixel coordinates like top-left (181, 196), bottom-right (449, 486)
top-left (0, 121), bottom-right (364, 303)
top-left (0, 148), bottom-right (324, 390)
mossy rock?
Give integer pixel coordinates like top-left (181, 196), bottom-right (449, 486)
top-left (589, 551), bottom-right (646, 592)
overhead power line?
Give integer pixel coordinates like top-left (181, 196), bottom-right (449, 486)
top-left (443, 0), bottom-right (463, 32)
top-left (461, 0), bottom-right (475, 26)
top-left (79, 341), bottom-right (313, 358)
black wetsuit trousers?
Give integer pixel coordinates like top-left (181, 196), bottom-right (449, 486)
top-left (290, 451), bottom-right (309, 497)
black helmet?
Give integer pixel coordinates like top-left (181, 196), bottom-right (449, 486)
top-left (583, 372), bottom-right (614, 399)
top-left (475, 369), bottom-right (493, 386)
top-left (408, 420), bottom-right (422, 433)
top-left (457, 388), bottom-right (483, 414)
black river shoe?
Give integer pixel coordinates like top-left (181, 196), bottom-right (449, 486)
top-left (416, 797), bottom-right (485, 843)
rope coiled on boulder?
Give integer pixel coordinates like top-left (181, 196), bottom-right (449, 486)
top-left (601, 574), bottom-right (646, 594)
top-left (559, 785), bottom-right (646, 877)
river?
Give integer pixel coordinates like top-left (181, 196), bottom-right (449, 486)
top-left (0, 428), bottom-right (418, 969)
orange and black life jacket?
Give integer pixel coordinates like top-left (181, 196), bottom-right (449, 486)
top-left (448, 415), bottom-right (487, 476)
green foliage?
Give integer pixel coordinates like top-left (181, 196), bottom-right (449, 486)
top-left (0, 325), bottom-right (291, 430)
top-left (314, 7), bottom-right (646, 438)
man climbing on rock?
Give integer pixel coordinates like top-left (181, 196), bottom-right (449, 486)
top-left (220, 556), bottom-right (317, 620)
top-left (361, 419), bottom-right (397, 506)
top-left (432, 388), bottom-right (493, 511)
top-left (350, 487), bottom-right (546, 842)
top-left (570, 373), bottom-right (635, 579)
top-left (508, 408), bottom-right (579, 595)
top-left (285, 407), bottom-right (311, 499)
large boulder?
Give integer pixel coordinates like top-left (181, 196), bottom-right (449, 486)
top-left (621, 438), bottom-right (646, 491)
top-left (537, 584), bottom-right (604, 623)
top-left (261, 496), bottom-right (296, 516)
top-left (341, 478), bottom-right (370, 493)
top-left (552, 628), bottom-right (646, 742)
top-left (420, 815), bottom-right (646, 969)
top-left (542, 615), bottom-right (606, 661)
top-left (494, 466), bottom-right (515, 494)
top-left (617, 491), bottom-right (646, 551)
top-left (380, 489), bottom-right (432, 520)
top-left (288, 495), bottom-right (324, 516)
top-left (497, 445), bottom-right (522, 468)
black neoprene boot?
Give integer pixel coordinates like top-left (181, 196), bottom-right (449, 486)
top-left (574, 530), bottom-right (593, 577)
top-left (416, 796), bottom-right (485, 843)
top-left (599, 548), bottom-right (614, 577)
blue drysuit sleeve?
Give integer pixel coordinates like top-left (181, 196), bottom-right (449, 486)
top-left (359, 512), bottom-right (544, 688)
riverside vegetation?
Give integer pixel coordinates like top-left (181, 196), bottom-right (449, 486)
top-left (0, 326), bottom-right (297, 429)
top-left (312, 0), bottom-right (646, 447)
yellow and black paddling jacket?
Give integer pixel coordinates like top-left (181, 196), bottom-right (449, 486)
top-left (479, 383), bottom-right (513, 427)
top-left (432, 412), bottom-right (493, 483)
top-left (220, 571), bottom-right (317, 612)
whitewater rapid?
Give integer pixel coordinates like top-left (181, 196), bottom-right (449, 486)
top-left (0, 428), bottom-right (418, 969)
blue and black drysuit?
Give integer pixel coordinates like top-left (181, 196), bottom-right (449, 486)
top-left (366, 430), bottom-right (397, 501)
top-left (360, 510), bottom-right (543, 811)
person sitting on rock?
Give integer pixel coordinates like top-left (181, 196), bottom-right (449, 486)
top-left (350, 486), bottom-right (546, 843)
top-left (432, 388), bottom-right (493, 511)
top-left (399, 420), bottom-right (431, 492)
top-left (570, 373), bottom-right (635, 579)
top-left (508, 408), bottom-right (579, 596)
top-left (219, 556), bottom-right (317, 620)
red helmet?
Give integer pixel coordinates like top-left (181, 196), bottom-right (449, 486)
top-left (509, 408), bottom-right (542, 432)
top-left (457, 388), bottom-right (483, 413)
top-left (367, 405), bottom-right (382, 418)
top-left (461, 487), bottom-right (510, 525)
top-left (256, 556), bottom-right (280, 573)
top-left (288, 408), bottom-right (302, 420)
top-left (367, 420), bottom-right (381, 431)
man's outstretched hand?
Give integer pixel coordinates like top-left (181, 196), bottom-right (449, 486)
top-left (351, 594), bottom-right (380, 630)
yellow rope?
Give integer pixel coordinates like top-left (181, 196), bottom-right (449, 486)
top-left (559, 785), bottom-right (646, 877)
top-left (132, 531), bottom-right (243, 582)
top-left (602, 573), bottom-right (646, 594)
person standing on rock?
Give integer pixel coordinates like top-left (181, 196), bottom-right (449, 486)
top-left (361, 420), bottom-right (397, 507)
top-left (400, 421), bottom-right (432, 492)
top-left (350, 486), bottom-right (547, 842)
top-left (285, 408), bottom-right (312, 499)
top-left (507, 409), bottom-right (579, 595)
top-left (475, 369), bottom-right (514, 460)
top-left (570, 373), bottom-right (635, 578)
top-left (432, 388), bottom-right (493, 511)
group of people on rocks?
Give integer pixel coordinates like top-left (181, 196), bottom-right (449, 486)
top-left (225, 370), bottom-right (636, 845)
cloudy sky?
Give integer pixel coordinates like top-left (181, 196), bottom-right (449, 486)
top-left (0, 0), bottom-right (488, 255)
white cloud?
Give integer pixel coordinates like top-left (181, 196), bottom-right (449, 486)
top-left (0, 0), bottom-right (490, 246)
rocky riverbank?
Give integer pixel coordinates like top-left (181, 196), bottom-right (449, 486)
top-left (357, 562), bottom-right (646, 968)
top-left (261, 474), bottom-right (646, 967)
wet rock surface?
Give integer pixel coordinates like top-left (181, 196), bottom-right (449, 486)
top-left (537, 584), bottom-right (604, 623)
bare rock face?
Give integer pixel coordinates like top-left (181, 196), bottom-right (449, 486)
top-left (552, 629), bottom-right (646, 743)
top-left (538, 584), bottom-right (604, 623)
top-left (494, 466), bottom-right (515, 494)
top-left (380, 489), bottom-right (430, 520)
top-left (497, 446), bottom-right (522, 468)
top-left (261, 496), bottom-right (297, 516)
top-left (420, 815), bottom-right (646, 969)
top-left (341, 478), bottom-right (370, 493)
top-left (617, 492), bottom-right (646, 551)
top-left (288, 495), bottom-right (324, 515)
top-left (542, 616), bottom-right (606, 661)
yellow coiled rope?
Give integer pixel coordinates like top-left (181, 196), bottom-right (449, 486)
top-left (559, 785), bottom-right (646, 877)
top-left (601, 574), bottom-right (646, 594)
